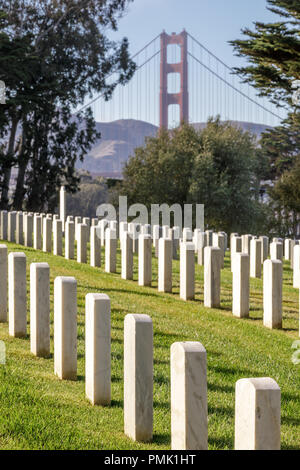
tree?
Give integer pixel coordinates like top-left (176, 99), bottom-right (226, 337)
top-left (188, 119), bottom-right (264, 233)
top-left (257, 112), bottom-right (300, 237)
top-left (0, 27), bottom-right (38, 203)
top-left (66, 172), bottom-right (108, 218)
top-left (0, 1), bottom-right (135, 210)
top-left (267, 157), bottom-right (300, 236)
top-left (230, 0), bottom-right (300, 107)
top-left (120, 124), bottom-right (198, 208)
top-left (230, 0), bottom-right (300, 236)
top-left (260, 112), bottom-right (300, 181)
top-left (16, 105), bottom-right (97, 212)
top-left (117, 119), bottom-right (265, 234)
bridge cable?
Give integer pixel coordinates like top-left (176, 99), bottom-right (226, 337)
top-left (187, 51), bottom-right (282, 120)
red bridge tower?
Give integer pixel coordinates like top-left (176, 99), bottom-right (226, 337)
top-left (159, 30), bottom-right (189, 129)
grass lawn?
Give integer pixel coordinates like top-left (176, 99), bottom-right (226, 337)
top-left (0, 240), bottom-right (299, 450)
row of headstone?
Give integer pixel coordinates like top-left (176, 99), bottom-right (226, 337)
top-left (231, 233), bottom-right (300, 272)
top-left (0, 210), bottom-right (195, 278)
top-left (0, 209), bottom-right (100, 246)
top-left (0, 209), bottom-right (234, 273)
top-left (230, 233), bottom-right (286, 329)
top-left (0, 210), bottom-right (40, 247)
top-left (0, 211), bottom-right (102, 265)
top-left (1, 210), bottom-right (297, 333)
top-left (0, 216), bottom-right (289, 332)
top-left (119, 230), bottom-right (222, 308)
top-left (2, 204), bottom-right (297, 265)
top-left (0, 245), bottom-right (281, 449)
top-left (126, 315), bottom-right (281, 450)
top-left (123, 228), bottom-right (285, 331)
top-left (111, 228), bottom-right (285, 332)
top-left (233, 232), bottom-right (300, 298)
top-left (232, 253), bottom-right (283, 328)
top-left (0, 210), bottom-right (191, 264)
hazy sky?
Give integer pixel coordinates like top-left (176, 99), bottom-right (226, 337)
top-left (111, 0), bottom-right (278, 68)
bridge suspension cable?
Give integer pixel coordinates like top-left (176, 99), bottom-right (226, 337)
top-left (75, 34), bottom-right (161, 116)
top-left (75, 30), bottom-right (286, 128)
top-left (188, 52), bottom-right (282, 121)
top-left (187, 31), bottom-right (285, 126)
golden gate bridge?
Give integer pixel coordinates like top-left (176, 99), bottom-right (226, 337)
top-left (76, 29), bottom-right (285, 128)
top-left (74, 30), bottom-right (287, 177)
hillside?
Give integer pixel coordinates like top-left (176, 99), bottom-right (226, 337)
top-left (76, 119), bottom-right (158, 178)
top-left (77, 119), bottom-right (271, 178)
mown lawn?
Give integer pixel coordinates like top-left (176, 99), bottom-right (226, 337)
top-left (0, 241), bottom-right (299, 450)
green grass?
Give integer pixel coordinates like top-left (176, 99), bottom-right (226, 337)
top-left (0, 241), bottom-right (299, 450)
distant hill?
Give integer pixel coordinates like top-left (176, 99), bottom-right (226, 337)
top-left (76, 119), bottom-right (158, 178)
top-left (77, 119), bottom-right (271, 178)
top-left (192, 120), bottom-right (271, 137)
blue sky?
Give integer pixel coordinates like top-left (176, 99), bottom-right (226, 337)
top-left (112, 0), bottom-right (278, 69)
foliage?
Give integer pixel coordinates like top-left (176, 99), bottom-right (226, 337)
top-left (118, 119), bottom-right (265, 234)
top-left (260, 112), bottom-right (300, 180)
top-left (230, 0), bottom-right (300, 107)
top-left (266, 156), bottom-right (300, 236)
top-left (120, 124), bottom-right (197, 207)
top-left (189, 119), bottom-right (265, 233)
top-left (0, 27), bottom-right (38, 197)
top-left (66, 172), bottom-right (108, 218)
top-left (258, 112), bottom-right (300, 238)
top-left (0, 1), bottom-right (135, 210)
top-left (230, 0), bottom-right (300, 236)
